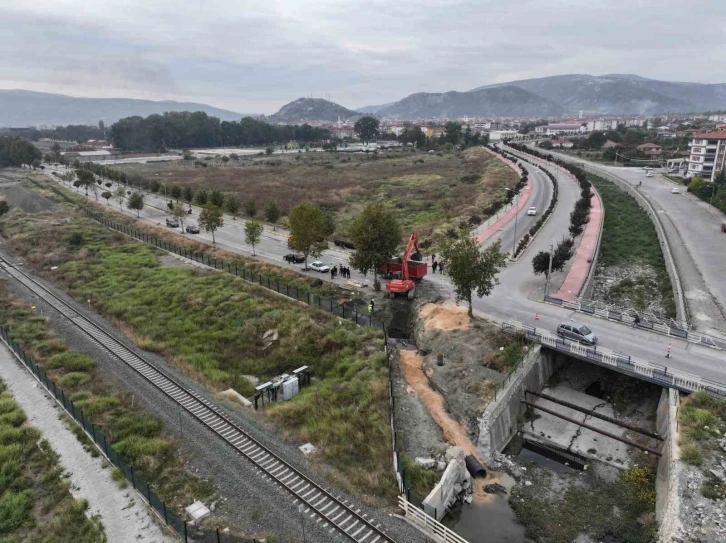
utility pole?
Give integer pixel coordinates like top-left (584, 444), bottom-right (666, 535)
top-left (545, 244), bottom-right (554, 298)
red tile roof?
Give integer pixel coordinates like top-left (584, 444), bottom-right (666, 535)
top-left (694, 131), bottom-right (726, 139)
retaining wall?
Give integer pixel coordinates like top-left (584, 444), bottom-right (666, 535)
top-left (656, 389), bottom-right (683, 539)
top-left (422, 448), bottom-right (467, 521)
top-left (477, 346), bottom-right (561, 462)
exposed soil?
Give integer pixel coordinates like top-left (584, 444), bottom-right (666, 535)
top-left (0, 173), bottom-right (57, 213)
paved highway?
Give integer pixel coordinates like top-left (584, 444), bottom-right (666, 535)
top-left (40, 165), bottom-right (726, 388)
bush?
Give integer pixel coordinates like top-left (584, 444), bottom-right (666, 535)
top-left (57, 372), bottom-right (91, 388)
top-left (680, 441), bottom-right (703, 466)
top-left (68, 232), bottom-right (84, 247)
top-left (48, 351), bottom-right (95, 372)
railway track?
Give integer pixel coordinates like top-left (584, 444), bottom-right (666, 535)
top-left (0, 255), bottom-right (395, 543)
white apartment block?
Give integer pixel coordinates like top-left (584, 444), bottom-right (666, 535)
top-left (687, 131), bottom-right (726, 181)
top-left (586, 120), bottom-right (619, 132)
top-left (535, 123), bottom-right (585, 135)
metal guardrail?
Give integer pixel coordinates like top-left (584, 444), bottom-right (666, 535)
top-left (500, 320), bottom-right (726, 397)
top-left (398, 497), bottom-right (470, 543)
top-left (544, 295), bottom-right (718, 349)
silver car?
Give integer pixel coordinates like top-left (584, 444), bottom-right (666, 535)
top-left (556, 323), bottom-right (597, 345)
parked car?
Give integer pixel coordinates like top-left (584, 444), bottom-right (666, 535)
top-left (165, 218), bottom-right (179, 228)
top-left (333, 239), bottom-right (356, 250)
top-left (185, 224), bottom-right (200, 234)
top-left (284, 253), bottom-right (305, 263)
top-left (526, 206), bottom-right (538, 216)
top-left (671, 187), bottom-right (680, 194)
top-left (309, 261), bottom-right (330, 273)
top-left (556, 323), bottom-right (598, 345)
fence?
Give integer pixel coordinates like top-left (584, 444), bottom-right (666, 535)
top-left (499, 320), bottom-right (726, 397)
top-left (87, 211), bottom-right (385, 330)
top-left (0, 325), bottom-right (261, 543)
top-left (398, 496), bottom-right (469, 543)
top-left (544, 295), bottom-right (717, 349)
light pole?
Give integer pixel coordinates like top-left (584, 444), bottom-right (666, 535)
top-left (710, 184), bottom-right (718, 207)
top-left (506, 188), bottom-right (519, 257)
top-left (544, 244), bottom-right (554, 298)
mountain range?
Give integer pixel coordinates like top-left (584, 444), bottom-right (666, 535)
top-left (0, 89), bottom-right (250, 127)
top-left (365, 74), bottom-right (726, 118)
top-left (267, 97), bottom-right (361, 122)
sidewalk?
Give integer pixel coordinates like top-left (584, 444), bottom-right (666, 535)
top-left (476, 178), bottom-right (532, 244)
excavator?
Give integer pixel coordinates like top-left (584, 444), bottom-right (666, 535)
top-left (384, 232), bottom-right (427, 299)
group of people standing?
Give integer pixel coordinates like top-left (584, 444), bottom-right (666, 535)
top-left (330, 264), bottom-right (351, 279)
top-left (430, 253), bottom-right (444, 275)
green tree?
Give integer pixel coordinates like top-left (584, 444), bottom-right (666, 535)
top-left (75, 169), bottom-right (95, 196)
top-left (265, 147), bottom-right (274, 155)
top-left (209, 189), bottom-right (225, 208)
top-left (688, 176), bottom-right (705, 192)
top-left (244, 199), bottom-right (258, 218)
top-left (170, 202), bottom-right (188, 233)
top-left (714, 170), bottom-right (726, 186)
top-left (169, 185), bottom-right (182, 201)
top-left (443, 121), bottom-right (463, 145)
top-left (532, 251), bottom-right (551, 277)
top-left (183, 186), bottom-right (195, 204)
top-left (587, 132), bottom-right (607, 149)
top-left (288, 201), bottom-right (328, 268)
top-left (353, 116), bottom-right (380, 144)
top-left (101, 191), bottom-right (112, 205)
top-left (127, 192), bottom-right (144, 217)
top-left (199, 205), bottom-right (224, 243)
top-left (225, 194), bottom-right (241, 217)
top-left (265, 201), bottom-right (281, 230)
top-left (114, 186), bottom-right (126, 208)
top-left (348, 204), bottom-right (401, 286)
top-left (244, 221), bottom-right (264, 255)
top-left (440, 237), bottom-right (508, 317)
top-left (195, 189), bottom-right (208, 206)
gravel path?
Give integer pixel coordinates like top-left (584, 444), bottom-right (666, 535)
top-left (0, 247), bottom-right (429, 543)
top-left (0, 343), bottom-right (175, 543)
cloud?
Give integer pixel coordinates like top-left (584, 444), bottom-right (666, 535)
top-left (0, 0), bottom-right (724, 113)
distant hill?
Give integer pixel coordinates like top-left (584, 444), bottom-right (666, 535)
top-left (269, 98), bottom-right (361, 122)
top-left (471, 74), bottom-right (726, 115)
top-left (377, 86), bottom-right (565, 119)
top-left (0, 89), bottom-right (251, 127)
top-left (357, 102), bottom-right (396, 114)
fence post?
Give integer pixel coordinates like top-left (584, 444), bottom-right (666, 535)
top-left (162, 502), bottom-right (168, 524)
top-left (307, 292), bottom-right (310, 305)
top-left (145, 482), bottom-right (152, 504)
top-left (216, 528), bottom-right (221, 543)
top-left (184, 521), bottom-right (188, 542)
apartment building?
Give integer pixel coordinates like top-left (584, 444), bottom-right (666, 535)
top-left (687, 131), bottom-right (726, 181)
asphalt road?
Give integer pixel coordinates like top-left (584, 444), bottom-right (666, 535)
top-left (539, 149), bottom-right (726, 337)
top-left (43, 166), bottom-right (726, 387)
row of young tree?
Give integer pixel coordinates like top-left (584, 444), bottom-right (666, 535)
top-left (0, 136), bottom-right (42, 168)
top-left (110, 112), bottom-right (332, 152)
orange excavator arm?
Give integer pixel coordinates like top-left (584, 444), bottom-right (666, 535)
top-left (400, 232), bottom-right (419, 282)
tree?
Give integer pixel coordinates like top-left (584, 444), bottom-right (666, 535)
top-left (532, 251), bottom-right (551, 277)
top-left (225, 195), bottom-right (241, 217)
top-left (170, 202), bottom-right (188, 233)
top-left (127, 192), bottom-right (144, 217)
top-left (183, 186), bottom-right (195, 204)
top-left (209, 189), bottom-right (225, 208)
top-left (244, 199), bottom-right (258, 218)
top-left (443, 121), bottom-right (463, 145)
top-left (102, 191), bottom-right (112, 205)
top-left (244, 221), bottom-right (264, 255)
top-left (265, 201), bottom-right (281, 230)
top-left (714, 170), bottom-right (726, 186)
top-left (288, 201), bottom-right (328, 268)
top-left (348, 204), bottom-right (401, 286)
top-left (170, 185), bottom-right (182, 201)
top-left (440, 237), bottom-right (508, 317)
top-left (587, 132), bottom-right (607, 149)
top-left (75, 169), bottom-right (95, 195)
top-left (0, 201), bottom-right (9, 216)
top-left (198, 205), bottom-right (224, 243)
top-left (195, 189), bottom-right (208, 206)
top-left (114, 186), bottom-right (126, 208)
top-left (354, 116), bottom-right (380, 144)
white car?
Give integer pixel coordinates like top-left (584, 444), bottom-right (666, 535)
top-left (671, 187), bottom-right (680, 194)
top-left (309, 261), bottom-right (330, 273)
top-left (645, 172), bottom-right (654, 177)
top-left (526, 207), bottom-right (537, 216)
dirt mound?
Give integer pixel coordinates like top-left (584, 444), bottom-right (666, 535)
top-left (399, 350), bottom-right (479, 459)
top-left (419, 303), bottom-right (471, 332)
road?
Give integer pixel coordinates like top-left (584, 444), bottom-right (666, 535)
top-left (39, 166), bottom-right (726, 388)
top-left (537, 149), bottom-right (726, 337)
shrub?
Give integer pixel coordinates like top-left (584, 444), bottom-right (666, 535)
top-left (48, 351), bottom-right (95, 372)
top-left (57, 372), bottom-right (91, 388)
top-left (680, 441), bottom-right (703, 466)
top-left (0, 489), bottom-right (33, 533)
top-left (68, 232), bottom-right (84, 247)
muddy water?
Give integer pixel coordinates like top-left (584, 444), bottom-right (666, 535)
top-left (443, 473), bottom-right (532, 543)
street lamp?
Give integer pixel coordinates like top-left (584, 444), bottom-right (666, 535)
top-left (506, 188), bottom-right (519, 257)
top-left (710, 184), bottom-right (719, 207)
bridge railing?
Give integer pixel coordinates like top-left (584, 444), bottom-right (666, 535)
top-left (500, 321), bottom-right (726, 397)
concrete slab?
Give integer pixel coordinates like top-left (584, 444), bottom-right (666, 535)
top-left (522, 385), bottom-right (631, 468)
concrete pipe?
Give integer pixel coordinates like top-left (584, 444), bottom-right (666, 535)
top-left (465, 455), bottom-right (487, 478)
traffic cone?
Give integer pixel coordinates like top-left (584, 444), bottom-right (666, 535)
top-left (535, 313), bottom-right (540, 321)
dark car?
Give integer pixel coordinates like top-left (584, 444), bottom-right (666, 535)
top-left (284, 253), bottom-right (305, 264)
top-left (165, 218), bottom-right (179, 228)
top-left (185, 224), bottom-right (200, 234)
top-left (333, 239), bottom-right (356, 250)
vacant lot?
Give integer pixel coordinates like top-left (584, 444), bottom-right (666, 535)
top-left (589, 175), bottom-right (675, 317)
top-left (0, 193), bottom-right (397, 504)
top-left (118, 148), bottom-right (517, 245)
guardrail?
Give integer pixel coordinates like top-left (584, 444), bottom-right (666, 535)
top-left (543, 295), bottom-right (718, 349)
top-left (500, 320), bottom-right (726, 397)
top-left (398, 497), bottom-right (470, 543)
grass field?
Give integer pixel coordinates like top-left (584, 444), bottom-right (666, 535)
top-left (117, 148), bottom-right (517, 246)
top-left (0, 193), bottom-right (398, 504)
top-left (588, 175), bottom-right (676, 316)
top-left (0, 377), bottom-right (107, 541)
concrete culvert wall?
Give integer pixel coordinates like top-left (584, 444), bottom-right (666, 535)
top-left (465, 455), bottom-right (487, 478)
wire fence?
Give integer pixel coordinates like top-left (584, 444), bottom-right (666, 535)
top-left (0, 325), bottom-right (263, 543)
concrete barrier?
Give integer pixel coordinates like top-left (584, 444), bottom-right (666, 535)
top-left (477, 345), bottom-right (562, 462)
top-left (422, 447), bottom-right (468, 521)
top-left (656, 389), bottom-right (684, 539)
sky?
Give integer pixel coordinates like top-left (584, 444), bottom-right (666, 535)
top-left (2, 0), bottom-right (725, 114)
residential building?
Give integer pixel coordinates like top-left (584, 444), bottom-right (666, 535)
top-left (637, 143), bottom-right (662, 155)
top-left (489, 130), bottom-right (519, 142)
top-left (535, 123), bottom-right (585, 135)
top-left (687, 131), bottom-right (726, 181)
top-left (586, 120), bottom-right (618, 132)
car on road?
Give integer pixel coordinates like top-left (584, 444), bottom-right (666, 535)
top-left (333, 239), bottom-right (356, 250)
top-left (309, 261), bottom-right (330, 273)
top-left (645, 171), bottom-right (654, 177)
top-left (165, 218), bottom-right (179, 228)
top-left (526, 206), bottom-right (537, 216)
top-left (671, 187), bottom-right (680, 194)
top-left (284, 253), bottom-right (305, 263)
top-left (556, 323), bottom-right (598, 345)
top-left (185, 224), bottom-right (200, 234)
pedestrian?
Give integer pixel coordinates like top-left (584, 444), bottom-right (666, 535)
top-left (432, 261), bottom-right (438, 273)
top-left (439, 262), bottom-right (444, 275)
top-left (632, 313), bottom-right (641, 328)
top-left (431, 253), bottom-right (436, 262)
top-left (368, 300), bottom-right (374, 314)
top-left (330, 267), bottom-right (335, 279)
top-left (345, 267), bottom-right (350, 278)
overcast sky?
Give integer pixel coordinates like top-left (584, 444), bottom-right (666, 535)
top-left (2, 0), bottom-right (724, 114)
